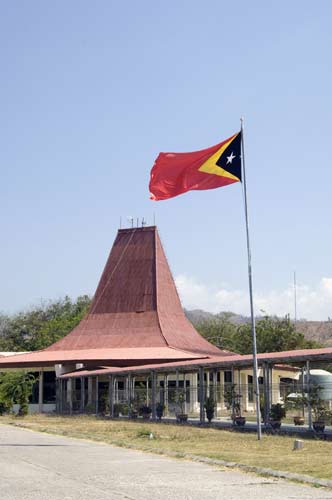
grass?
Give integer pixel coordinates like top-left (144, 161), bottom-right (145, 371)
top-left (1, 414), bottom-right (332, 481)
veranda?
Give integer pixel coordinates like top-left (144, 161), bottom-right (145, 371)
top-left (57, 359), bottom-right (332, 429)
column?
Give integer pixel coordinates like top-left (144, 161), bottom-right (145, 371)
top-left (231, 366), bottom-right (235, 419)
top-left (262, 364), bottom-right (269, 424)
top-left (55, 378), bottom-right (60, 414)
top-left (151, 371), bottom-right (157, 421)
top-left (268, 364), bottom-right (273, 419)
top-left (199, 367), bottom-right (205, 424)
top-left (183, 372), bottom-right (187, 414)
top-left (114, 377), bottom-right (118, 403)
top-left (301, 366), bottom-right (306, 418)
top-left (268, 365), bottom-right (273, 407)
top-left (109, 375), bottom-right (114, 418)
top-left (95, 376), bottom-right (99, 415)
top-left (237, 369), bottom-right (242, 417)
top-left (206, 370), bottom-right (210, 398)
top-left (80, 376), bottom-right (85, 413)
top-left (67, 379), bottom-right (73, 415)
top-left (125, 376), bottom-right (129, 404)
top-left (190, 372), bottom-right (198, 412)
top-left (38, 370), bottom-right (44, 413)
top-left (60, 378), bottom-right (64, 414)
top-left (306, 360), bottom-right (312, 430)
top-left (213, 370), bottom-right (218, 417)
top-left (164, 374), bottom-right (169, 415)
top-left (132, 376), bottom-right (136, 406)
top-left (87, 377), bottom-right (93, 405)
top-left (128, 374), bottom-right (132, 416)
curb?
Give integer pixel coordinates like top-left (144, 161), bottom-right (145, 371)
top-left (181, 453), bottom-right (332, 489)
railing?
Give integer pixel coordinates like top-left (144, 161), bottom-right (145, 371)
top-left (58, 380), bottom-right (332, 426)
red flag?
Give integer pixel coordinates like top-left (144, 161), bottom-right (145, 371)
top-left (149, 132), bottom-right (242, 201)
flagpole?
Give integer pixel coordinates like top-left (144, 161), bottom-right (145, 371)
top-left (240, 117), bottom-right (262, 440)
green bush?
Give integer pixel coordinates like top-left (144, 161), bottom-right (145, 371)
top-left (269, 403), bottom-right (286, 421)
top-left (0, 371), bottom-right (36, 417)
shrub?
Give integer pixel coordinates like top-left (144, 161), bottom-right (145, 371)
top-left (269, 403), bottom-right (286, 421)
top-left (0, 371), bottom-right (36, 417)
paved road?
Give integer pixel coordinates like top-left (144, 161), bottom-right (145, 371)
top-left (1, 424), bottom-right (332, 500)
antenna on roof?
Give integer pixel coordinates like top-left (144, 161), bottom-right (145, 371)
top-left (136, 217), bottom-right (139, 228)
top-left (127, 216), bottom-right (134, 228)
top-left (153, 212), bottom-right (156, 226)
top-left (120, 216), bottom-right (122, 229)
top-left (142, 217), bottom-right (147, 227)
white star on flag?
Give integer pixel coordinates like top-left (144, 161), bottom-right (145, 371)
top-left (226, 152), bottom-right (235, 164)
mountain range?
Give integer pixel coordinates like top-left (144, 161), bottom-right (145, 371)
top-left (185, 309), bottom-right (332, 348)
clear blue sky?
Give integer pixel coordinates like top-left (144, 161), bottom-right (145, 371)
top-left (1, 1), bottom-right (331, 320)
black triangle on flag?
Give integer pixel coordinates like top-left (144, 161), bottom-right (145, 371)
top-left (216, 131), bottom-right (242, 181)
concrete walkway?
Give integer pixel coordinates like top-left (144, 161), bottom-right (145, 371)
top-left (1, 424), bottom-right (332, 500)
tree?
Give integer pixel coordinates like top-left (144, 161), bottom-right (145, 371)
top-left (0, 295), bottom-right (91, 352)
top-left (195, 313), bottom-right (321, 354)
top-left (236, 315), bottom-right (321, 354)
top-left (0, 371), bottom-right (36, 416)
top-left (195, 312), bottom-right (238, 353)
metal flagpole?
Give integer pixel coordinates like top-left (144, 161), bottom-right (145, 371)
top-left (240, 117), bottom-right (262, 440)
top-left (294, 271), bottom-right (297, 325)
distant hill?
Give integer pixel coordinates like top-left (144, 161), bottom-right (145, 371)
top-left (295, 320), bottom-right (332, 347)
top-left (185, 309), bottom-right (332, 347)
top-left (185, 309), bottom-right (257, 325)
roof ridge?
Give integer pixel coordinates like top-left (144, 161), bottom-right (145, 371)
top-left (154, 227), bottom-right (170, 348)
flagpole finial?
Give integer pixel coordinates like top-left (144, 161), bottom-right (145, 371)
top-left (240, 116), bottom-right (244, 126)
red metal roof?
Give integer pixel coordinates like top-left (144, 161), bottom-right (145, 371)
top-left (59, 347), bottom-right (332, 378)
top-left (0, 347), bottom-right (206, 369)
top-left (45, 226), bottom-right (225, 356)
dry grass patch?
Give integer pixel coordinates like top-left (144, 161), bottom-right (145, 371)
top-left (1, 414), bottom-right (332, 481)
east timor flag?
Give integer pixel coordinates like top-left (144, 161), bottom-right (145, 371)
top-left (149, 132), bottom-right (242, 201)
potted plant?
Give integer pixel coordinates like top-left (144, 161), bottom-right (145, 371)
top-left (129, 403), bottom-right (138, 419)
top-left (176, 392), bottom-right (188, 423)
top-left (269, 403), bottom-right (286, 429)
top-left (139, 404), bottom-right (152, 420)
top-left (233, 394), bottom-right (246, 426)
top-left (112, 403), bottom-right (123, 418)
top-left (224, 384), bottom-right (246, 426)
top-left (299, 383), bottom-right (328, 432)
top-left (312, 407), bottom-right (327, 432)
top-left (204, 396), bottom-right (215, 423)
top-left (99, 389), bottom-right (110, 416)
top-left (284, 393), bottom-right (305, 425)
top-left (234, 415), bottom-right (246, 426)
top-left (309, 385), bottom-right (328, 432)
top-left (156, 402), bottom-right (164, 420)
top-left (293, 415), bottom-right (305, 426)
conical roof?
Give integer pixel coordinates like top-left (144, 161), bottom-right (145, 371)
top-left (47, 226), bottom-right (223, 357)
